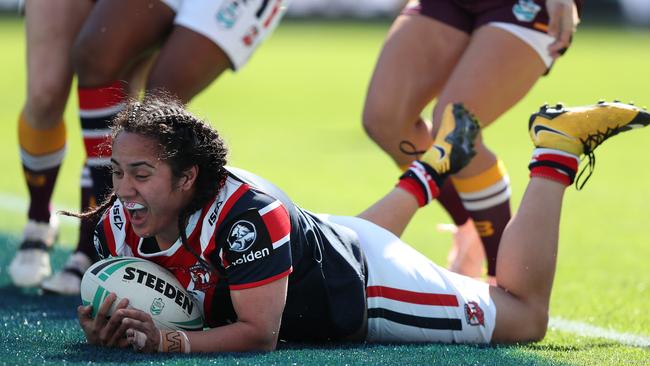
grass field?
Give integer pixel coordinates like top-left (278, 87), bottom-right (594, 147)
top-left (1, 15), bottom-right (649, 365)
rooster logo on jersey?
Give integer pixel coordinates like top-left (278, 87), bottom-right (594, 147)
top-left (227, 220), bottom-right (257, 252)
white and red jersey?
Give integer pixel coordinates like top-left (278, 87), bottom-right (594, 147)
top-left (94, 167), bottom-right (368, 340)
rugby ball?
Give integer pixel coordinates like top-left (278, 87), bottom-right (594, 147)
top-left (80, 257), bottom-right (204, 331)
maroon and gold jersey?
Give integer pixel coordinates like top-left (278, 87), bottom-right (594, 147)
top-left (94, 167), bottom-right (367, 341)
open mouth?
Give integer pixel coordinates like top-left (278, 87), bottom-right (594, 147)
top-left (124, 202), bottom-right (147, 222)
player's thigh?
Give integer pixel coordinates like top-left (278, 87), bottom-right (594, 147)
top-left (147, 0), bottom-right (289, 102)
top-left (146, 26), bottom-right (231, 103)
top-left (73, 0), bottom-right (175, 85)
top-left (23, 0), bottom-right (93, 123)
top-left (433, 24), bottom-right (547, 130)
top-left (363, 15), bottom-right (469, 135)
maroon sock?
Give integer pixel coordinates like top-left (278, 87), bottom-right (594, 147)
top-left (24, 166), bottom-right (60, 223)
top-left (468, 202), bottom-right (511, 277)
top-left (436, 180), bottom-right (470, 226)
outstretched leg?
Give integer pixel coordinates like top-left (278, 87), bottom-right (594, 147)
top-left (490, 101), bottom-right (650, 342)
top-left (363, 101), bottom-right (649, 343)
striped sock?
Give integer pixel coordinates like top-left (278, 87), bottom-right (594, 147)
top-left (18, 113), bottom-right (66, 223)
top-left (528, 148), bottom-right (579, 186)
top-left (452, 160), bottom-right (511, 276)
top-left (397, 161), bottom-right (444, 207)
top-left (78, 81), bottom-right (126, 204)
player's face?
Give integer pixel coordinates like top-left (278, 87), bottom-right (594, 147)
top-left (111, 132), bottom-right (193, 248)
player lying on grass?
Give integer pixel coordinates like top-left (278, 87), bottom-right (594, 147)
top-left (73, 94), bottom-right (649, 352)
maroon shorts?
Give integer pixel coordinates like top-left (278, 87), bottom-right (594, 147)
top-left (403, 0), bottom-right (582, 35)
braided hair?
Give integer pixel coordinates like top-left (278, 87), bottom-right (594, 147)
top-left (63, 93), bottom-right (229, 270)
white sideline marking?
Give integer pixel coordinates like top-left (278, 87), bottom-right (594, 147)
top-left (0, 193), bottom-right (79, 227)
top-left (549, 317), bottom-right (650, 347)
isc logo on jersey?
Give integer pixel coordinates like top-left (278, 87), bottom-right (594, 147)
top-left (227, 220), bottom-right (270, 267)
top-left (80, 257), bottom-right (204, 331)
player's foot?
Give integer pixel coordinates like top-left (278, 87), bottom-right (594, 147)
top-left (421, 103), bottom-right (481, 176)
top-left (440, 218), bottom-right (485, 279)
top-left (529, 101), bottom-right (650, 156)
top-left (41, 252), bottom-right (92, 295)
top-left (397, 104), bottom-right (481, 207)
top-left (9, 217), bottom-right (59, 287)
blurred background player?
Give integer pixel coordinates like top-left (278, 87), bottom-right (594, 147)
top-left (9, 0), bottom-right (96, 290)
top-left (35, 0), bottom-right (289, 295)
top-left (9, 0), bottom-right (153, 293)
top-left (362, 0), bottom-right (582, 281)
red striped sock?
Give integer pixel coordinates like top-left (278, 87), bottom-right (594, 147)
top-left (78, 81), bottom-right (126, 203)
top-left (528, 148), bottom-right (579, 186)
top-left (397, 161), bottom-right (442, 207)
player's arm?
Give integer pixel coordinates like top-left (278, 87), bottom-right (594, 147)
top-left (188, 276), bottom-right (288, 352)
top-left (188, 201), bottom-right (293, 351)
top-left (110, 275), bottom-right (287, 352)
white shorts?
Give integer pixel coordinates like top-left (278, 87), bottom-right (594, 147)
top-left (489, 22), bottom-right (555, 68)
top-left (160, 0), bottom-right (289, 70)
top-left (327, 215), bottom-right (496, 344)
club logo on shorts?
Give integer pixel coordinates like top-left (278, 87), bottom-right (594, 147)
top-left (242, 25), bottom-right (260, 47)
top-left (150, 297), bottom-right (165, 316)
top-left (227, 220), bottom-right (257, 252)
top-left (512, 0), bottom-right (541, 22)
top-left (464, 301), bottom-right (485, 326)
top-left (216, 0), bottom-right (244, 29)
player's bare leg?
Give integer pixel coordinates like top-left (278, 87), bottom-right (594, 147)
top-left (73, 0), bottom-right (175, 88)
top-left (362, 14), bottom-right (469, 167)
top-left (361, 14), bottom-right (480, 275)
top-left (73, 0), bottom-right (174, 240)
top-left (10, 0), bottom-right (93, 288)
top-left (432, 25), bottom-right (548, 280)
top-left (490, 102), bottom-right (650, 342)
top-left (145, 26), bottom-right (232, 103)
top-left (366, 101), bottom-right (650, 342)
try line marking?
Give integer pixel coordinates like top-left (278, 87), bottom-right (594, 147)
top-left (0, 193), bottom-right (648, 347)
top-left (549, 317), bottom-right (650, 348)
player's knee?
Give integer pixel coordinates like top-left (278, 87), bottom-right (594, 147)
top-left (72, 40), bottom-right (122, 87)
top-left (362, 102), bottom-right (394, 144)
top-left (24, 88), bottom-right (67, 127)
top-left (524, 305), bottom-right (549, 342)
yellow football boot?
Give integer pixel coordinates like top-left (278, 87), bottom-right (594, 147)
top-left (420, 103), bottom-right (481, 175)
top-left (529, 101), bottom-right (650, 156)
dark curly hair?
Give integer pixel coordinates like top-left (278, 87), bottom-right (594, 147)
top-left (63, 93), bottom-right (229, 270)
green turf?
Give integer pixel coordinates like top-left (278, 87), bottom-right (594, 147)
top-left (1, 17), bottom-right (649, 365)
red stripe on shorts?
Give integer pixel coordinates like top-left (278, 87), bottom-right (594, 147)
top-left (367, 286), bottom-right (459, 307)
